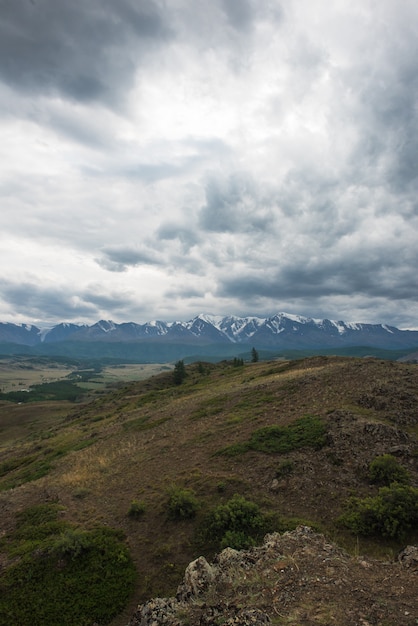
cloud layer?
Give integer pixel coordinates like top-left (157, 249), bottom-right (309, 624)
top-left (1, 0), bottom-right (417, 328)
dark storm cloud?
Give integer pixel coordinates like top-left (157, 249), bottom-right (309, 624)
top-left (0, 278), bottom-right (139, 322)
top-left (96, 246), bottom-right (161, 272)
top-left (79, 287), bottom-right (135, 312)
top-left (199, 173), bottom-right (275, 233)
top-left (345, 20), bottom-right (418, 196)
top-left (218, 251), bottom-right (418, 303)
top-left (221, 0), bottom-right (254, 31)
top-left (0, 0), bottom-right (171, 104)
top-left (36, 107), bottom-right (115, 150)
top-left (157, 224), bottom-right (200, 249)
top-left (165, 286), bottom-right (204, 299)
top-left (0, 280), bottom-right (96, 319)
top-left (1, 1), bottom-right (418, 328)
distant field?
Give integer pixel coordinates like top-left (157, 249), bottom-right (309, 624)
top-left (0, 358), bottom-right (174, 445)
top-left (0, 357), bottom-right (73, 393)
top-left (76, 364), bottom-right (173, 390)
top-left (0, 356), bottom-right (173, 394)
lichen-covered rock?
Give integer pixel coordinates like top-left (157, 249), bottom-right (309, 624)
top-left (224, 608), bottom-right (271, 624)
top-left (128, 597), bottom-right (179, 626)
top-left (215, 546), bottom-right (241, 567)
top-left (129, 528), bottom-right (418, 626)
top-left (398, 545), bottom-right (418, 569)
top-left (176, 555), bottom-right (215, 600)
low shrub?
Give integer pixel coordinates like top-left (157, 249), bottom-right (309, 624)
top-left (128, 499), bottom-right (146, 519)
top-left (220, 530), bottom-right (256, 550)
top-left (369, 454), bottom-right (410, 486)
top-left (202, 494), bottom-right (266, 550)
top-left (219, 415), bottom-right (327, 456)
top-left (48, 528), bottom-right (91, 560)
top-left (167, 487), bottom-right (200, 521)
top-left (339, 483), bottom-right (418, 540)
top-left (0, 504), bottom-right (137, 626)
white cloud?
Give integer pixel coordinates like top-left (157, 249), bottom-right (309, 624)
top-left (0, 0), bottom-right (417, 328)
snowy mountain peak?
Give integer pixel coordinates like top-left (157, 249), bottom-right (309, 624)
top-left (0, 312), bottom-right (416, 351)
top-left (273, 312), bottom-right (310, 324)
top-left (95, 320), bottom-right (116, 332)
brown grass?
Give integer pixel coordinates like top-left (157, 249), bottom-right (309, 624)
top-left (0, 356), bottom-right (417, 625)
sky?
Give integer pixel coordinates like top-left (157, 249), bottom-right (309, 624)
top-left (1, 0), bottom-right (418, 329)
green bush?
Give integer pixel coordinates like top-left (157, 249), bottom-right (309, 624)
top-left (48, 528), bottom-right (91, 560)
top-left (128, 499), bottom-right (146, 519)
top-left (0, 504), bottom-right (136, 626)
top-left (219, 415), bottom-right (327, 456)
top-left (203, 494), bottom-right (266, 550)
top-left (12, 504), bottom-right (68, 541)
top-left (369, 454), bottom-right (410, 486)
top-left (167, 487), bottom-right (199, 520)
top-left (220, 530), bottom-right (256, 550)
top-left (339, 483), bottom-right (418, 540)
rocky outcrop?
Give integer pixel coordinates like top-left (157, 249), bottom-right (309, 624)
top-left (128, 527), bottom-right (418, 626)
top-left (398, 545), bottom-right (418, 569)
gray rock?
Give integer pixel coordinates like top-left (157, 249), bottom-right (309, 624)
top-left (224, 608), bottom-right (271, 624)
top-left (398, 545), bottom-right (418, 569)
top-left (176, 555), bottom-right (215, 600)
top-left (128, 597), bottom-right (179, 626)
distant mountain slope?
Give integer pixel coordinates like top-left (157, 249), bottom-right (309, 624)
top-left (0, 312), bottom-right (417, 354)
top-left (0, 322), bottom-right (41, 346)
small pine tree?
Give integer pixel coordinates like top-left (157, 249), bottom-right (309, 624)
top-left (251, 347), bottom-right (259, 363)
top-left (173, 359), bottom-right (187, 385)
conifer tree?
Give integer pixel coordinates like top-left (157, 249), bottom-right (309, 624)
top-left (173, 359), bottom-right (186, 384)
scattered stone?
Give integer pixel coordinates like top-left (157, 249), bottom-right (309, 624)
top-left (224, 608), bottom-right (271, 624)
top-left (128, 597), bottom-right (179, 626)
top-left (398, 545), bottom-right (418, 569)
top-left (270, 478), bottom-right (279, 492)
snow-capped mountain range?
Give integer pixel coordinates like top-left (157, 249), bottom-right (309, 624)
top-left (0, 312), bottom-right (417, 350)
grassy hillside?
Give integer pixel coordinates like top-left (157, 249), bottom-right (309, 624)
top-left (0, 356), bottom-right (417, 625)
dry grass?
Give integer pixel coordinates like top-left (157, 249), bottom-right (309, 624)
top-left (0, 356), bottom-right (417, 625)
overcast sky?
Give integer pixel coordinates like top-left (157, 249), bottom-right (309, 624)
top-left (1, 0), bottom-right (417, 329)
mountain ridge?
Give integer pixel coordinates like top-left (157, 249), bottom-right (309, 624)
top-left (1, 312), bottom-right (417, 351)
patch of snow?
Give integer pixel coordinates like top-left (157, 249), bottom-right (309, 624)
top-left (276, 312), bottom-right (310, 324)
top-left (147, 321), bottom-right (168, 334)
top-left (39, 327), bottom-right (53, 342)
top-left (194, 313), bottom-right (228, 330)
top-left (344, 322), bottom-right (362, 331)
top-left (329, 321), bottom-right (348, 334)
top-left (97, 320), bottom-right (116, 332)
top-left (382, 324), bottom-right (394, 334)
